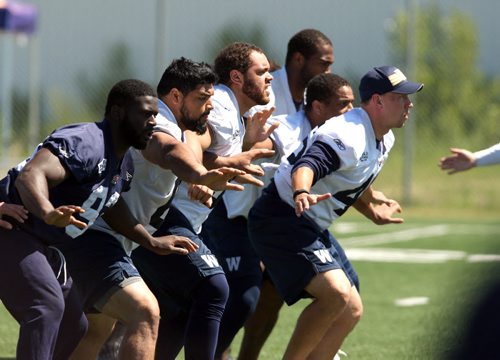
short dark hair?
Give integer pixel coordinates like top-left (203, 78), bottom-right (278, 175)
top-left (214, 42), bottom-right (264, 86)
top-left (105, 79), bottom-right (156, 116)
top-left (285, 29), bottom-right (332, 65)
top-left (157, 57), bottom-right (217, 97)
top-left (304, 73), bottom-right (351, 112)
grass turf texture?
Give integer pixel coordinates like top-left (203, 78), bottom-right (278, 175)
top-left (3, 215), bottom-right (498, 359)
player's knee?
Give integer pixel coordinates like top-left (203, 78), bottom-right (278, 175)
top-left (123, 292), bottom-right (160, 327)
top-left (39, 292), bottom-right (65, 324)
top-left (350, 299), bottom-right (363, 325)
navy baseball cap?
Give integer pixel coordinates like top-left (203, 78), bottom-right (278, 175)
top-left (359, 65), bottom-right (423, 102)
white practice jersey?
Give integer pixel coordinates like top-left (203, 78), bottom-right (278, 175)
top-left (172, 84), bottom-right (246, 233)
top-left (475, 143), bottom-right (500, 166)
top-left (91, 99), bottom-right (183, 254)
top-left (274, 107), bottom-right (395, 230)
top-left (224, 110), bottom-right (313, 218)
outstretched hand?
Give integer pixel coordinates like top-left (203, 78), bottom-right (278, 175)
top-left (201, 167), bottom-right (245, 191)
top-left (244, 107), bottom-right (279, 147)
top-left (369, 201), bottom-right (404, 225)
top-left (148, 235), bottom-right (199, 255)
top-left (294, 192), bottom-right (332, 217)
top-left (188, 184), bottom-right (214, 208)
top-left (439, 148), bottom-right (476, 175)
top-left (43, 205), bottom-right (87, 229)
top-left (230, 148), bottom-right (275, 176)
top-left (0, 202), bottom-right (28, 229)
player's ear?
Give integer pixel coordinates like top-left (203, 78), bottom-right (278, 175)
top-left (169, 88), bottom-right (183, 105)
top-left (311, 99), bottom-right (323, 116)
top-left (292, 52), bottom-right (305, 67)
top-left (109, 104), bottom-right (125, 121)
top-left (229, 69), bottom-right (244, 87)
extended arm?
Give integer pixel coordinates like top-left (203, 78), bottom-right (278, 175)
top-left (291, 166), bottom-right (331, 217)
top-left (352, 186), bottom-right (403, 224)
top-left (440, 144), bottom-right (500, 174)
top-left (142, 131), bottom-right (244, 191)
top-left (102, 197), bottom-right (198, 255)
top-left (15, 147), bottom-right (87, 228)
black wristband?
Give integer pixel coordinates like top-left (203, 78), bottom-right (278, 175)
top-left (293, 189), bottom-right (310, 200)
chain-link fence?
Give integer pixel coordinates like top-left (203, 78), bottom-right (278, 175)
top-left (1, 0), bottom-right (499, 213)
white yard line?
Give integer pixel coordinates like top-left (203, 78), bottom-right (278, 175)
top-left (341, 225), bottom-right (451, 247)
top-left (345, 247), bottom-right (466, 263)
top-left (337, 223), bottom-right (500, 263)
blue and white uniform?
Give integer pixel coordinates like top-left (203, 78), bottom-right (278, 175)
top-left (58, 100), bottom-right (185, 311)
top-left (132, 83), bottom-right (245, 315)
top-left (0, 119), bottom-right (132, 359)
top-left (248, 108), bottom-right (394, 305)
top-left (202, 109), bottom-right (313, 356)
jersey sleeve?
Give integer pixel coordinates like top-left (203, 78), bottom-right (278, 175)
top-left (42, 128), bottom-right (95, 182)
top-left (154, 113), bottom-right (183, 141)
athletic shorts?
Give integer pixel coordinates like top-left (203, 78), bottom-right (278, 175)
top-left (248, 181), bottom-right (359, 305)
top-left (132, 206), bottom-right (224, 318)
top-left (58, 229), bottom-right (142, 312)
top-left (202, 200), bottom-right (262, 280)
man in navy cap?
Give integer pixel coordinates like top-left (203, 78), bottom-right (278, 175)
top-left (247, 65), bottom-right (423, 359)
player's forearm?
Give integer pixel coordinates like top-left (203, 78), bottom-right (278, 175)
top-left (474, 143), bottom-right (500, 167)
top-left (102, 198), bottom-right (155, 248)
top-left (15, 168), bottom-right (55, 220)
top-left (291, 166), bottom-right (315, 193)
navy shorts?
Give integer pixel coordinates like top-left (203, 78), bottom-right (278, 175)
top-left (58, 229), bottom-right (142, 312)
top-left (248, 181), bottom-right (359, 305)
top-left (132, 206), bottom-right (224, 318)
top-left (202, 200), bottom-right (262, 280)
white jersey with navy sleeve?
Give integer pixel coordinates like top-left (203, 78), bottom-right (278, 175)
top-left (172, 84), bottom-right (246, 233)
top-left (91, 99), bottom-right (183, 254)
top-left (224, 110), bottom-right (312, 219)
top-left (274, 108), bottom-right (395, 230)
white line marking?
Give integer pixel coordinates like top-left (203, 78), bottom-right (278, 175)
top-left (341, 225), bottom-right (451, 247)
top-left (394, 297), bottom-right (429, 307)
top-left (467, 254), bottom-right (500, 263)
top-left (346, 248), bottom-right (466, 263)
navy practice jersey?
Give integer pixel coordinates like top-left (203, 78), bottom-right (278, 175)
top-left (0, 120), bottom-right (134, 245)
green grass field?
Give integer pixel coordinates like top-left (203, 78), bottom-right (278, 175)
top-left (2, 212), bottom-right (499, 359)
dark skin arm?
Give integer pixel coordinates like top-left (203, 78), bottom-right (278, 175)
top-left (102, 197), bottom-right (198, 255)
top-left (0, 202), bottom-right (28, 229)
top-left (15, 147), bottom-right (87, 228)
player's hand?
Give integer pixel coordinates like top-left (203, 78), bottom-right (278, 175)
top-left (232, 173), bottom-right (264, 187)
top-left (148, 235), bottom-right (199, 255)
top-left (244, 107), bottom-right (278, 146)
top-left (369, 202), bottom-right (404, 225)
top-left (43, 205), bottom-right (87, 229)
top-left (294, 192), bottom-right (331, 217)
top-left (188, 184), bottom-right (214, 208)
top-left (363, 188), bottom-right (398, 207)
top-left (200, 167), bottom-right (245, 191)
top-left (0, 202), bottom-right (28, 229)
top-left (228, 149), bottom-right (275, 176)
top-left (439, 148), bottom-right (476, 175)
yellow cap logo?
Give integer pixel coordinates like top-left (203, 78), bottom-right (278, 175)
top-left (388, 69), bottom-right (407, 86)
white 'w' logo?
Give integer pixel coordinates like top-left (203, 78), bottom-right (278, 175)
top-left (201, 255), bottom-right (220, 268)
top-left (225, 257), bottom-right (241, 271)
top-left (314, 249), bottom-right (333, 263)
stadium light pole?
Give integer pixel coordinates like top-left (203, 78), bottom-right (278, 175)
top-left (403, 0), bottom-right (418, 205)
